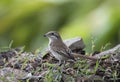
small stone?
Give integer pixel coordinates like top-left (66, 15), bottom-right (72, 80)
top-left (64, 37), bottom-right (85, 50)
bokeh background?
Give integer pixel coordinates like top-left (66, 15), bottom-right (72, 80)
top-left (0, 0), bottom-right (120, 52)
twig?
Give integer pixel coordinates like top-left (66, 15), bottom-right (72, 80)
top-left (94, 44), bottom-right (120, 58)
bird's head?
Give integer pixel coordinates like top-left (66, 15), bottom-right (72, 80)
top-left (44, 31), bottom-right (62, 41)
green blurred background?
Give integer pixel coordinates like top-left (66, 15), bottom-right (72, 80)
top-left (0, 0), bottom-right (120, 52)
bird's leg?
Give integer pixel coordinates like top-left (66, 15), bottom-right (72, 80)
top-left (62, 60), bottom-right (66, 68)
top-left (58, 60), bottom-right (66, 66)
top-left (63, 60), bottom-right (66, 65)
top-left (58, 60), bottom-right (62, 66)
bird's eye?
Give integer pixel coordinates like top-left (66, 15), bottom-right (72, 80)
top-left (51, 33), bottom-right (54, 35)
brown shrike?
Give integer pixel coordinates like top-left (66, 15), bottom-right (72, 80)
top-left (44, 31), bottom-right (75, 65)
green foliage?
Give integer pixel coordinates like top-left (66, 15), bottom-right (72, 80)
top-left (0, 0), bottom-right (120, 51)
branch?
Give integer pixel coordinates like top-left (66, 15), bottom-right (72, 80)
top-left (94, 44), bottom-right (120, 58)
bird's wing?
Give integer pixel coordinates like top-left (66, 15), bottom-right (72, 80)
top-left (55, 48), bottom-right (75, 60)
top-left (50, 41), bottom-right (75, 60)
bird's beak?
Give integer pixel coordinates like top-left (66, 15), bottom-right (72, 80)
top-left (43, 34), bottom-right (47, 37)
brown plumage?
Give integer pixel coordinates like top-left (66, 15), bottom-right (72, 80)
top-left (44, 31), bottom-right (75, 65)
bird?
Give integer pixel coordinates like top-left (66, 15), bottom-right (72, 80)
top-left (44, 31), bottom-right (75, 65)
